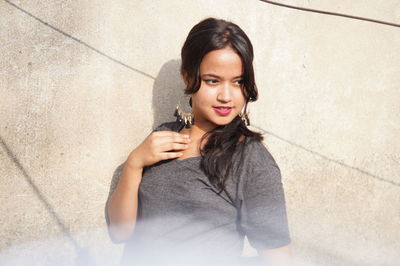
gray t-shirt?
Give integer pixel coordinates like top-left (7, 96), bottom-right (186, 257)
top-left (107, 120), bottom-right (291, 266)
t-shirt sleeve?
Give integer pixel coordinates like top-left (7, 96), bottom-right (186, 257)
top-left (239, 141), bottom-right (291, 250)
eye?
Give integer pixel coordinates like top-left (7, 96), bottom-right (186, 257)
top-left (234, 79), bottom-right (244, 85)
top-left (204, 79), bottom-right (218, 84)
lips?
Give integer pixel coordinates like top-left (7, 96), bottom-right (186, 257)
top-left (215, 106), bottom-right (231, 109)
top-left (213, 106), bottom-right (232, 116)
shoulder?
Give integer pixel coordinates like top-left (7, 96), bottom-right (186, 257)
top-left (241, 138), bottom-right (280, 173)
top-left (239, 139), bottom-right (284, 197)
top-left (152, 120), bottom-right (182, 132)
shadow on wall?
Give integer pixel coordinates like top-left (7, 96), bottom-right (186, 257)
top-left (152, 59), bottom-right (188, 129)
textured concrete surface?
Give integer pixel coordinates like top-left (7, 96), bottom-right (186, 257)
top-left (1, 0), bottom-right (399, 265)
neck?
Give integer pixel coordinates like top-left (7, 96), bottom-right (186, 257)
top-left (181, 122), bottom-right (217, 140)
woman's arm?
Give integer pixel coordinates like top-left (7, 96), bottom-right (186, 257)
top-left (239, 141), bottom-right (293, 265)
top-left (106, 130), bottom-right (190, 243)
top-left (106, 158), bottom-right (143, 243)
top-left (258, 244), bottom-right (293, 266)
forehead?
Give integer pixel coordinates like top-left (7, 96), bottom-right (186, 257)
top-left (200, 47), bottom-right (243, 77)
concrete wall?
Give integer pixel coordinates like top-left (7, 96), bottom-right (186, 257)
top-left (1, 0), bottom-right (399, 265)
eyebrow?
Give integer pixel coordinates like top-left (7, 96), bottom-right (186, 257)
top-left (201, 74), bottom-right (243, 79)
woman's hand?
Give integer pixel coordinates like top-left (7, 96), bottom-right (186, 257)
top-left (126, 131), bottom-right (191, 169)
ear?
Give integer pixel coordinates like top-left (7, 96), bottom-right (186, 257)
top-left (181, 71), bottom-right (189, 87)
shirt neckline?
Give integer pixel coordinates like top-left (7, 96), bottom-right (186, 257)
top-left (175, 156), bottom-right (201, 162)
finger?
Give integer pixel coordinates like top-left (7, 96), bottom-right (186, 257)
top-left (160, 152), bottom-right (183, 159)
top-left (154, 131), bottom-right (190, 139)
top-left (154, 132), bottom-right (191, 144)
top-left (169, 135), bottom-right (191, 144)
top-left (161, 143), bottom-right (189, 152)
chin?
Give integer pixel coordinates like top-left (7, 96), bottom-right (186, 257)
top-left (212, 117), bottom-right (236, 126)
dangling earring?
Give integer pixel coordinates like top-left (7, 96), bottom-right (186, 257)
top-left (239, 107), bottom-right (250, 126)
top-left (174, 95), bottom-right (195, 128)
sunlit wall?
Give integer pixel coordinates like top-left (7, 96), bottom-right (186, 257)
top-left (1, 0), bottom-right (399, 265)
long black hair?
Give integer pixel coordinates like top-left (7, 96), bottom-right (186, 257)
top-left (180, 17), bottom-right (264, 192)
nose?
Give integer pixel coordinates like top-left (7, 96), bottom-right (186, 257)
top-left (217, 82), bottom-right (232, 103)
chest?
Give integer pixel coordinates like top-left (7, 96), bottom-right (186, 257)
top-left (138, 159), bottom-right (238, 219)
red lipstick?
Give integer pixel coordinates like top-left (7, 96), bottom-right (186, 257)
top-left (213, 106), bottom-right (232, 116)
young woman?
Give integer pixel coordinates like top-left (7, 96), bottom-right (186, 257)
top-left (106, 17), bottom-right (292, 266)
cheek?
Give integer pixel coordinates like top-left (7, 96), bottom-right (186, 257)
top-left (196, 86), bottom-right (215, 104)
top-left (239, 87), bottom-right (248, 101)
top-left (235, 90), bottom-right (246, 104)
top-left (191, 92), bottom-right (208, 109)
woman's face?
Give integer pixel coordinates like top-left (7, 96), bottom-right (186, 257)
top-left (188, 46), bottom-right (246, 131)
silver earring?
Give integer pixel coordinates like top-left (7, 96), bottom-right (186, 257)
top-left (239, 111), bottom-right (250, 126)
top-left (174, 96), bottom-right (194, 128)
